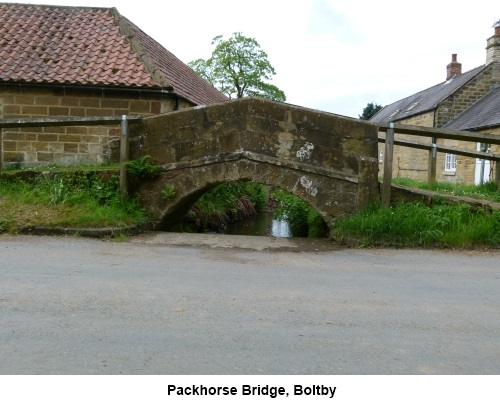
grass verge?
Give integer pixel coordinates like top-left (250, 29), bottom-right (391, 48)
top-left (392, 178), bottom-right (500, 202)
top-left (0, 172), bottom-right (149, 234)
top-left (331, 202), bottom-right (500, 248)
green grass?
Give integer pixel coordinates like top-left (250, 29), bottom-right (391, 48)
top-left (392, 178), bottom-right (500, 202)
top-left (0, 172), bottom-right (149, 233)
top-left (332, 202), bottom-right (500, 248)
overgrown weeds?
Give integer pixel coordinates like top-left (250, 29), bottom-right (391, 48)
top-left (0, 172), bottom-right (149, 233)
top-left (125, 156), bottom-right (160, 178)
top-left (332, 201), bottom-right (500, 248)
top-left (179, 182), bottom-right (267, 232)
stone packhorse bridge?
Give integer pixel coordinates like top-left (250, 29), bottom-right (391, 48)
top-left (128, 97), bottom-right (379, 231)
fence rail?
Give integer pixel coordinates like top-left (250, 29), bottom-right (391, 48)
top-left (378, 122), bottom-right (500, 207)
top-left (0, 115), bottom-right (143, 199)
top-left (1, 116), bottom-right (498, 206)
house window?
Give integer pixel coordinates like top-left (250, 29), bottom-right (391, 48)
top-left (445, 153), bottom-right (457, 172)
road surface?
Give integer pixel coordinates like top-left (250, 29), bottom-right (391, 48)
top-left (1, 233), bottom-right (499, 374)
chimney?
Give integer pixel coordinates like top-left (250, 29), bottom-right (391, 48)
top-left (486, 20), bottom-right (500, 64)
top-left (446, 53), bottom-right (462, 80)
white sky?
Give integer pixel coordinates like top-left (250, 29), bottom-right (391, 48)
top-left (3, 0), bottom-right (499, 118)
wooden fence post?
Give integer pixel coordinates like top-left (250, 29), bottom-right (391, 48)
top-left (119, 115), bottom-right (129, 201)
top-left (495, 161), bottom-right (500, 187)
top-left (382, 122), bottom-right (395, 208)
top-left (428, 137), bottom-right (437, 185)
top-left (0, 128), bottom-right (3, 175)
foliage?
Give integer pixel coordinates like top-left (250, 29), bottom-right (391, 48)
top-left (331, 202), bottom-right (500, 248)
top-left (189, 32), bottom-right (286, 102)
top-left (125, 156), bottom-right (160, 178)
top-left (359, 102), bottom-right (383, 120)
top-left (392, 178), bottom-right (500, 203)
top-left (270, 188), bottom-right (328, 238)
top-left (0, 173), bottom-right (148, 232)
top-left (161, 183), bottom-right (176, 200)
top-left (179, 182), bottom-right (267, 232)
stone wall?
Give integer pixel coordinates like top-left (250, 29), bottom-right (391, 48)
top-left (378, 111), bottom-right (434, 181)
top-left (436, 65), bottom-right (496, 127)
top-left (0, 85), bottom-right (183, 168)
top-left (378, 63), bottom-right (500, 184)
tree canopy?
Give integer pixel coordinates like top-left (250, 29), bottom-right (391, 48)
top-left (359, 102), bottom-right (383, 120)
top-left (188, 32), bottom-right (286, 102)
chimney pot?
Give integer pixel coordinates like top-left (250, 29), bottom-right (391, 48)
top-left (446, 54), bottom-right (462, 80)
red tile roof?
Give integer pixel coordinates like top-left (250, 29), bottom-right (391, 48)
top-left (0, 3), bottom-right (228, 105)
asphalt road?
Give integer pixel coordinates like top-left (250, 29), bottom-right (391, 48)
top-left (1, 234), bottom-right (499, 374)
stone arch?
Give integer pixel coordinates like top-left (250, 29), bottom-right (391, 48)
top-left (128, 97), bottom-right (380, 230)
top-left (132, 158), bottom-right (369, 231)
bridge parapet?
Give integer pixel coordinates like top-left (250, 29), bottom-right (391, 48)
top-left (129, 97), bottom-right (379, 230)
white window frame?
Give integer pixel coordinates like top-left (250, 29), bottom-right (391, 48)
top-left (445, 153), bottom-right (457, 172)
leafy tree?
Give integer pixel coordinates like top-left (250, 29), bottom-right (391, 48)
top-left (359, 102), bottom-right (383, 120)
top-left (189, 32), bottom-right (286, 102)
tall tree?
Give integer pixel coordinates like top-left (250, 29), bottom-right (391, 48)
top-left (189, 32), bottom-right (286, 102)
top-left (359, 102), bottom-right (383, 120)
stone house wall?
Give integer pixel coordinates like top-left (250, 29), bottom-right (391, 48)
top-left (0, 85), bottom-right (189, 168)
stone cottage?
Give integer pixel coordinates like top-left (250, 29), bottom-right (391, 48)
top-left (0, 3), bottom-right (227, 168)
top-left (371, 21), bottom-right (500, 185)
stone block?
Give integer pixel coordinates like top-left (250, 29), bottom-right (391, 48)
top-left (21, 105), bottom-right (48, 115)
top-left (16, 141), bottom-right (35, 152)
top-left (85, 108), bottom-right (114, 117)
top-left (37, 152), bottom-right (54, 162)
top-left (101, 99), bottom-right (130, 109)
top-left (80, 135), bottom-right (100, 143)
top-left (69, 107), bottom-right (86, 116)
top-left (79, 98), bottom-right (100, 108)
top-left (3, 151), bottom-right (24, 162)
top-left (3, 141), bottom-right (17, 151)
top-left (14, 95), bottom-right (35, 105)
top-left (3, 132), bottom-right (26, 141)
top-left (64, 143), bottom-right (79, 153)
top-left (38, 134), bottom-right (59, 142)
top-left (3, 105), bottom-right (21, 115)
top-left (59, 134), bottom-right (82, 143)
top-left (48, 143), bottom-right (64, 153)
top-left (66, 127), bottom-right (88, 135)
top-left (130, 100), bottom-right (151, 114)
top-left (49, 106), bottom-right (70, 116)
top-left (36, 96), bottom-right (61, 106)
top-left (44, 126), bottom-right (66, 134)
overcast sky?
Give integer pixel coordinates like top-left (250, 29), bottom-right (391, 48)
top-left (3, 0), bottom-right (499, 118)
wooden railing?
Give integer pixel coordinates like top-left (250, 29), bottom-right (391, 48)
top-left (378, 122), bottom-right (500, 207)
top-left (2, 116), bottom-right (499, 206)
top-left (0, 115), bottom-right (143, 199)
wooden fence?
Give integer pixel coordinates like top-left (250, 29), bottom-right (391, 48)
top-left (1, 116), bottom-right (499, 206)
top-left (0, 115), bottom-right (143, 199)
top-left (378, 122), bottom-right (500, 207)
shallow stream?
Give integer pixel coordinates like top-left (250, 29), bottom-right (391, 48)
top-left (222, 210), bottom-right (297, 238)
